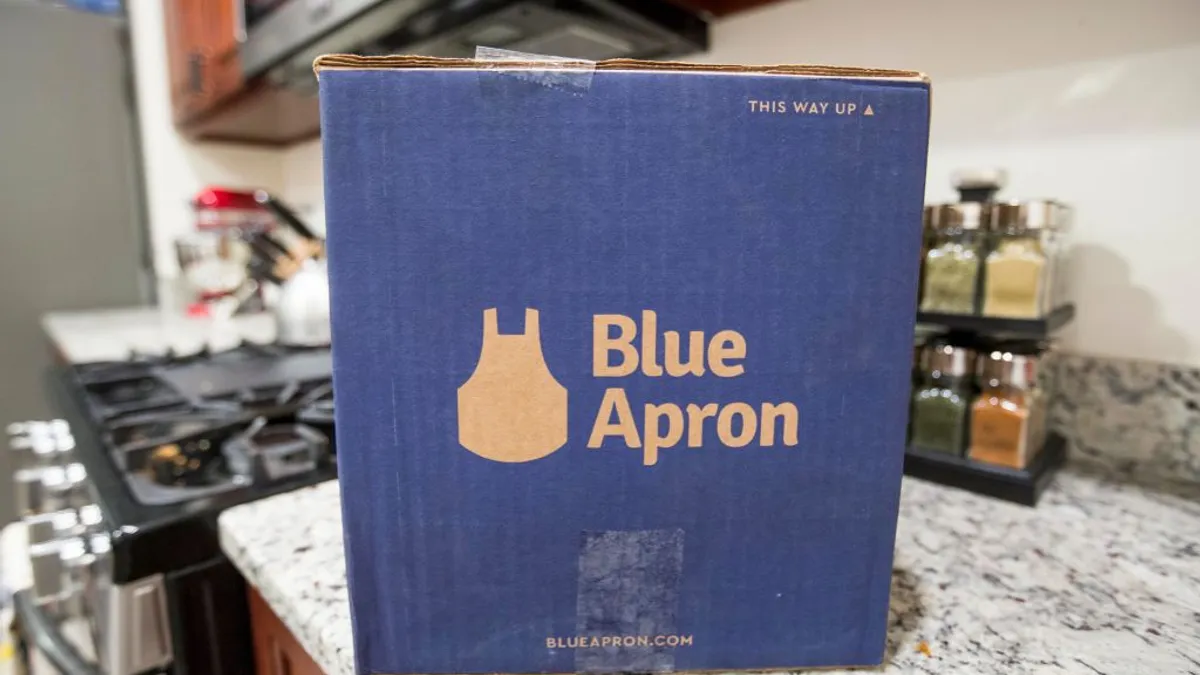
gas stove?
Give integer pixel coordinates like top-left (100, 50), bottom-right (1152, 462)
top-left (9, 342), bottom-right (338, 675)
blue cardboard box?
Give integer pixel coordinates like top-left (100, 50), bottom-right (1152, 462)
top-left (317, 54), bottom-right (930, 674)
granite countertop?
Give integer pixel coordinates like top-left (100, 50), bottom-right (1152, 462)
top-left (219, 467), bottom-right (1200, 675)
top-left (42, 306), bottom-right (276, 363)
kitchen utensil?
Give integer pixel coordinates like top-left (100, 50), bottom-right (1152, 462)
top-left (254, 190), bottom-right (324, 260)
top-left (274, 258), bottom-right (331, 347)
top-left (247, 192), bottom-right (331, 347)
top-left (174, 232), bottom-right (247, 302)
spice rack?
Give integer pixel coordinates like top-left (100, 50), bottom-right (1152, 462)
top-left (905, 431), bottom-right (1067, 506)
top-left (905, 307), bottom-right (1074, 505)
top-left (905, 170), bottom-right (1073, 506)
top-left (916, 303), bottom-right (1075, 340)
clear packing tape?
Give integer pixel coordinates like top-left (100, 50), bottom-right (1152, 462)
top-left (475, 46), bottom-right (596, 94)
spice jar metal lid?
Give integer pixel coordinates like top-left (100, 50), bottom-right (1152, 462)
top-left (923, 344), bottom-right (974, 378)
top-left (979, 350), bottom-right (1039, 389)
top-left (951, 167), bottom-right (1008, 190)
top-left (988, 200), bottom-right (1071, 232)
top-left (927, 202), bottom-right (986, 231)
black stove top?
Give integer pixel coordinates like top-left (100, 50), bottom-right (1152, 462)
top-left (50, 342), bottom-right (338, 581)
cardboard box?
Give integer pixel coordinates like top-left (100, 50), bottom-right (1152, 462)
top-left (317, 54), bottom-right (930, 674)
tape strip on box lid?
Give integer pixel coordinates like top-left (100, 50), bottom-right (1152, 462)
top-left (475, 46), bottom-right (596, 94)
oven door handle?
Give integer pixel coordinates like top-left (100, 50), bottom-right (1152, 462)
top-left (12, 589), bottom-right (101, 675)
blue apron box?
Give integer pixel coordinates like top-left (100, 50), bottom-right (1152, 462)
top-left (316, 54), bottom-right (930, 675)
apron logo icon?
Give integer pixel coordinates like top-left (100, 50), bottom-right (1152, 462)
top-left (457, 308), bottom-right (568, 462)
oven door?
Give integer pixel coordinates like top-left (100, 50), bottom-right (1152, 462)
top-left (12, 589), bottom-right (101, 675)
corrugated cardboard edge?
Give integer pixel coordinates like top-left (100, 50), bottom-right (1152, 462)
top-left (312, 54), bottom-right (929, 83)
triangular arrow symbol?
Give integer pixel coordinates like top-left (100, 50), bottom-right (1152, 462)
top-left (863, 105), bottom-right (874, 116)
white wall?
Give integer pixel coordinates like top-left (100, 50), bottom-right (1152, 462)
top-left (128, 0), bottom-right (286, 278)
top-left (694, 0), bottom-right (1200, 366)
top-left (132, 0), bottom-right (1200, 366)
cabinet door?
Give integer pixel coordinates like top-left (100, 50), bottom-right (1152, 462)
top-left (248, 587), bottom-right (327, 675)
top-left (164, 0), bottom-right (246, 124)
top-left (202, 0), bottom-right (245, 108)
top-left (163, 0), bottom-right (202, 123)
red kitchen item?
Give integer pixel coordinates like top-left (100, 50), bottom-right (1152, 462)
top-left (193, 187), bottom-right (275, 232)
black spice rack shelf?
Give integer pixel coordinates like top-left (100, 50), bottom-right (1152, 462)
top-left (916, 303), bottom-right (1075, 340)
top-left (903, 432), bottom-right (1068, 506)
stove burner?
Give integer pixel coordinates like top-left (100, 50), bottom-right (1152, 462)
top-left (296, 382), bottom-right (334, 427)
top-left (70, 343), bottom-right (336, 505)
top-left (108, 410), bottom-right (238, 452)
top-left (83, 376), bottom-right (184, 419)
top-left (201, 379), bottom-right (331, 416)
top-left (222, 418), bottom-right (329, 483)
top-left (146, 441), bottom-right (228, 488)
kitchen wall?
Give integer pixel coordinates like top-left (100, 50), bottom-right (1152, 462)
top-left (128, 0), bottom-right (286, 278)
top-left (689, 0), bottom-right (1200, 367)
top-left (132, 0), bottom-right (1200, 367)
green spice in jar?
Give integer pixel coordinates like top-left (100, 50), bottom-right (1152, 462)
top-left (910, 344), bottom-right (974, 454)
top-left (920, 203), bottom-right (984, 314)
top-left (921, 245), bottom-right (979, 314)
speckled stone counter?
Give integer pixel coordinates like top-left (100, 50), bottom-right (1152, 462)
top-left (1050, 354), bottom-right (1200, 482)
top-left (219, 464), bottom-right (1200, 675)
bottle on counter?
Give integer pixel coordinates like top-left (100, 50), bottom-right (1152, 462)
top-left (969, 350), bottom-right (1047, 469)
top-left (981, 200), bottom-right (1070, 319)
top-left (917, 206), bottom-right (931, 307)
top-left (910, 344), bottom-right (975, 454)
top-left (920, 203), bottom-right (985, 315)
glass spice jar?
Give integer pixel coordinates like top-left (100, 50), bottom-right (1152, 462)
top-left (969, 351), bottom-right (1047, 469)
top-left (920, 203), bottom-right (985, 314)
top-left (917, 205), bottom-right (934, 306)
top-left (982, 201), bottom-right (1069, 319)
top-left (910, 344), bottom-right (974, 454)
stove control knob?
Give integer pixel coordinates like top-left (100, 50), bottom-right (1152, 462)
top-left (7, 421), bottom-right (48, 437)
top-left (24, 511), bottom-right (59, 544)
top-left (59, 550), bottom-right (93, 616)
top-left (25, 507), bottom-right (79, 541)
top-left (65, 462), bottom-right (89, 505)
top-left (30, 434), bottom-right (61, 467)
top-left (49, 419), bottom-right (70, 436)
top-left (78, 503), bottom-right (104, 530)
top-left (60, 536), bottom-right (93, 569)
top-left (13, 466), bottom-right (47, 515)
top-left (40, 463), bottom-right (88, 510)
top-left (65, 462), bottom-right (87, 489)
top-left (29, 539), bottom-right (68, 602)
top-left (61, 537), bottom-right (95, 591)
top-left (88, 531), bottom-right (112, 559)
top-left (53, 434), bottom-right (76, 461)
top-left (37, 466), bottom-right (70, 512)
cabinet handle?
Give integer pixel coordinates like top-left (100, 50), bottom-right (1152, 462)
top-left (233, 0), bottom-right (247, 43)
top-left (188, 52), bottom-right (205, 94)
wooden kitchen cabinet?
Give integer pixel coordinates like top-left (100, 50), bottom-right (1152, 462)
top-left (163, 0), bottom-right (239, 124)
top-left (248, 587), bottom-right (328, 675)
top-left (162, 0), bottom-right (320, 145)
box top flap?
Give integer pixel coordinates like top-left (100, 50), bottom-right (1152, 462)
top-left (313, 54), bottom-right (928, 83)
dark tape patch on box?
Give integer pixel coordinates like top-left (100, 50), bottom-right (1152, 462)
top-left (575, 529), bottom-right (685, 673)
